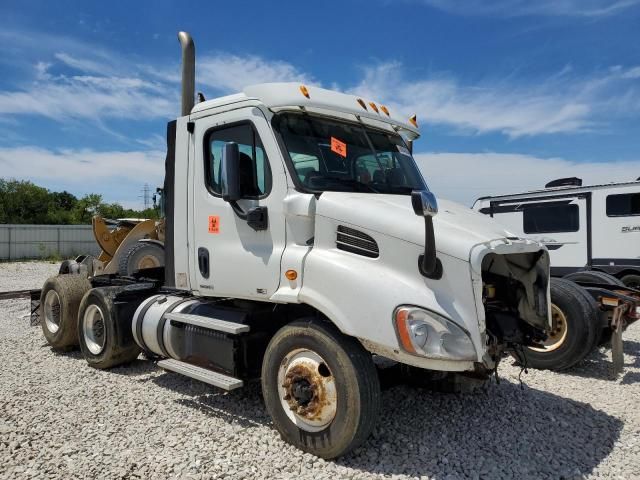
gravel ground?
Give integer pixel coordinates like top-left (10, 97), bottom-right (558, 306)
top-left (0, 262), bottom-right (60, 291)
top-left (0, 263), bottom-right (639, 479)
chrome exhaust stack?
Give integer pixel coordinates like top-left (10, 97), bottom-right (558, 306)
top-left (177, 31), bottom-right (195, 117)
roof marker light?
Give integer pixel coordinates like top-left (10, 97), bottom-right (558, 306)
top-left (409, 114), bottom-right (418, 128)
top-left (380, 105), bottom-right (390, 116)
top-left (357, 98), bottom-right (367, 110)
top-left (368, 102), bottom-right (379, 113)
top-left (299, 85), bottom-right (310, 98)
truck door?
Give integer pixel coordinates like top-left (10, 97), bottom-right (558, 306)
top-left (190, 107), bottom-right (287, 299)
top-left (491, 196), bottom-right (588, 272)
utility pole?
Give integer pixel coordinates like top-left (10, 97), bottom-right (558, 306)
top-left (139, 184), bottom-right (151, 210)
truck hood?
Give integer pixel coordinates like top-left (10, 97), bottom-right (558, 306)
top-left (315, 192), bottom-right (517, 261)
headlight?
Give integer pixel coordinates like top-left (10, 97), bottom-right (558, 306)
top-left (394, 306), bottom-right (477, 361)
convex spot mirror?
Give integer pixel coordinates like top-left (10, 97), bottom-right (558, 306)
top-left (411, 190), bottom-right (438, 217)
top-left (221, 142), bottom-right (241, 202)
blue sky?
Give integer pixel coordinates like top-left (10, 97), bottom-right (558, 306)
top-left (1, 0), bottom-right (640, 207)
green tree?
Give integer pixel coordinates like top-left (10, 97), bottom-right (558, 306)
top-left (0, 179), bottom-right (52, 224)
top-left (0, 178), bottom-right (161, 224)
top-left (72, 194), bottom-right (103, 224)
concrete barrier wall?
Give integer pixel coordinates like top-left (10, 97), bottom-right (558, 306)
top-left (0, 225), bottom-right (99, 260)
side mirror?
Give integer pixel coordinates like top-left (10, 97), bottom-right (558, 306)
top-left (411, 190), bottom-right (438, 217)
top-left (221, 142), bottom-right (241, 202)
top-left (411, 190), bottom-right (441, 279)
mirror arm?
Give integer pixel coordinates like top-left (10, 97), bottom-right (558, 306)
top-left (411, 190), bottom-right (442, 279)
top-left (229, 200), bottom-right (248, 220)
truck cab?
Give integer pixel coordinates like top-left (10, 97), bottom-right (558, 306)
top-left (165, 81), bottom-right (551, 372)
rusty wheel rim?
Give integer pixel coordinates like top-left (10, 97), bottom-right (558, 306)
top-left (277, 348), bottom-right (337, 432)
top-left (529, 304), bottom-right (568, 353)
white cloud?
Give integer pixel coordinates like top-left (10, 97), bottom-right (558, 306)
top-left (422, 0), bottom-right (640, 17)
top-left (349, 62), bottom-right (640, 137)
top-left (1, 28), bottom-right (639, 144)
top-left (197, 54), bottom-right (315, 93)
top-left (0, 73), bottom-right (175, 120)
top-left (0, 35), bottom-right (314, 125)
top-left (54, 52), bottom-right (113, 75)
top-left (0, 146), bottom-right (164, 184)
top-left (415, 151), bottom-right (640, 205)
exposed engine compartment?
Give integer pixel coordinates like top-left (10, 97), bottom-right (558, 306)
top-left (481, 252), bottom-right (550, 353)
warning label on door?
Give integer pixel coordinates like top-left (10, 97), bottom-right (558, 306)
top-left (208, 215), bottom-right (220, 234)
top-left (330, 137), bottom-right (347, 157)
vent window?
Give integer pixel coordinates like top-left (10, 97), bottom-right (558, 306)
top-left (336, 226), bottom-right (379, 258)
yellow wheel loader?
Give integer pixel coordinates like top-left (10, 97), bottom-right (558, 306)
top-left (60, 216), bottom-right (165, 277)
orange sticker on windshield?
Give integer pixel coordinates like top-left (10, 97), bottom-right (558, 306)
top-left (208, 215), bottom-right (220, 234)
top-left (331, 137), bottom-right (347, 157)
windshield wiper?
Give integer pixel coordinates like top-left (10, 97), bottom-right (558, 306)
top-left (322, 176), bottom-right (380, 193)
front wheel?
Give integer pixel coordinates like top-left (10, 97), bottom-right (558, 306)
top-left (261, 319), bottom-right (381, 459)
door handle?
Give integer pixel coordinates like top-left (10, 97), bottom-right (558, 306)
top-left (198, 247), bottom-right (210, 279)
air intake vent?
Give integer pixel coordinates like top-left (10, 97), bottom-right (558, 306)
top-left (336, 225), bottom-right (379, 258)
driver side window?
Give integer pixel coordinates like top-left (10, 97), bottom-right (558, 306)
top-left (205, 123), bottom-right (272, 198)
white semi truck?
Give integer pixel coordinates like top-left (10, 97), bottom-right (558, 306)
top-left (38, 32), bottom-right (553, 458)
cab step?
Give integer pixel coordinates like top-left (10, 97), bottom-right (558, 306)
top-left (157, 359), bottom-right (244, 390)
top-left (165, 312), bottom-right (250, 334)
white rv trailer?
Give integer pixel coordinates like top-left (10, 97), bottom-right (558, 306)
top-left (473, 177), bottom-right (640, 288)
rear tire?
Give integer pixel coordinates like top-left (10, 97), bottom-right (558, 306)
top-left (621, 273), bottom-right (640, 289)
top-left (564, 270), bottom-right (626, 287)
top-left (77, 287), bottom-right (141, 369)
top-left (525, 278), bottom-right (600, 371)
top-left (118, 241), bottom-right (164, 276)
top-left (261, 319), bottom-right (381, 459)
top-left (40, 275), bottom-right (91, 350)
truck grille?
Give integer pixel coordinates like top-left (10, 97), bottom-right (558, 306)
top-left (336, 225), bottom-right (379, 258)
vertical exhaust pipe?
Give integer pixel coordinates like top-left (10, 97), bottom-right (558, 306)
top-left (177, 31), bottom-right (195, 117)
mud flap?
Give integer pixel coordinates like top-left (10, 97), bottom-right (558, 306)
top-left (610, 305), bottom-right (626, 377)
top-left (611, 328), bottom-right (623, 376)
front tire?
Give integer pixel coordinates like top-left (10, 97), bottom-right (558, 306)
top-left (261, 319), bottom-right (381, 459)
top-left (78, 287), bottom-right (141, 369)
top-left (525, 278), bottom-right (599, 370)
top-left (40, 274), bottom-right (91, 350)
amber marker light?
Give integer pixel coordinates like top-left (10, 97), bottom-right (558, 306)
top-left (299, 85), bottom-right (310, 98)
top-left (368, 102), bottom-right (379, 113)
top-left (356, 98), bottom-right (367, 110)
top-left (380, 105), bottom-right (390, 116)
top-left (285, 270), bottom-right (298, 281)
top-left (409, 114), bottom-right (418, 128)
top-left (394, 307), bottom-right (417, 354)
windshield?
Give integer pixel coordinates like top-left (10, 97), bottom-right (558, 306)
top-left (274, 113), bottom-right (427, 195)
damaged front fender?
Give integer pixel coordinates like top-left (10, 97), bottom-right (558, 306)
top-left (470, 238), bottom-right (552, 337)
